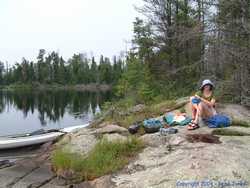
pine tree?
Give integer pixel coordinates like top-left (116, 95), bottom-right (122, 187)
top-left (90, 57), bottom-right (98, 83)
top-left (0, 62), bottom-right (4, 85)
top-left (37, 49), bottom-right (46, 83)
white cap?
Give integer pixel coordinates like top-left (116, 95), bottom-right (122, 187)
top-left (200, 79), bottom-right (214, 89)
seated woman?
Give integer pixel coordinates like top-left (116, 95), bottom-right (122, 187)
top-left (188, 79), bottom-right (217, 130)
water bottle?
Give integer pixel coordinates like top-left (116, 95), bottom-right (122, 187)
top-left (160, 127), bottom-right (178, 135)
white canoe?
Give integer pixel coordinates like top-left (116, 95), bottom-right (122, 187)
top-left (61, 124), bottom-right (89, 133)
top-left (0, 124), bottom-right (89, 150)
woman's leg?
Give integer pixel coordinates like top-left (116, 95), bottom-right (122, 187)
top-left (198, 102), bottom-right (216, 119)
top-left (188, 97), bottom-right (200, 130)
top-left (190, 97), bottom-right (198, 120)
top-left (188, 105), bottom-right (200, 130)
top-left (193, 104), bottom-right (200, 124)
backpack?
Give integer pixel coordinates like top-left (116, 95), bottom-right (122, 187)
top-left (143, 118), bottom-right (163, 133)
top-left (128, 123), bottom-right (141, 134)
top-left (164, 113), bottom-right (192, 126)
top-left (204, 114), bottom-right (231, 128)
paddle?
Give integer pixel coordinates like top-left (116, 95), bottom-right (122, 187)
top-left (1, 124), bottom-right (89, 138)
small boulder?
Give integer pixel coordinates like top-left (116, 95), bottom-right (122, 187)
top-left (217, 104), bottom-right (250, 119)
top-left (95, 124), bottom-right (129, 135)
top-left (139, 133), bottom-right (166, 147)
top-left (59, 128), bottom-right (98, 155)
top-left (91, 175), bottom-right (114, 188)
top-left (74, 175), bottom-right (114, 188)
top-left (98, 122), bottom-right (111, 128)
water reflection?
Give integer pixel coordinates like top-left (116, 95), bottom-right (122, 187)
top-left (0, 90), bottom-right (111, 136)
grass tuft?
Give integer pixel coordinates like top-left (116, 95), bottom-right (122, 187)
top-left (231, 119), bottom-right (250, 128)
top-left (52, 137), bottom-right (144, 182)
top-left (100, 99), bottom-right (177, 129)
top-left (212, 129), bottom-right (250, 136)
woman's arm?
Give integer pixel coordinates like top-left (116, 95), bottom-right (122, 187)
top-left (195, 95), bottom-right (215, 107)
top-left (210, 98), bottom-right (216, 107)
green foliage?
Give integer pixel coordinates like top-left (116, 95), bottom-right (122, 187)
top-left (52, 137), bottom-right (144, 182)
top-left (2, 0), bottom-right (249, 106)
top-left (0, 50), bottom-right (123, 87)
top-left (98, 57), bottom-right (113, 84)
top-left (101, 99), bottom-right (177, 128)
top-left (210, 0), bottom-right (250, 105)
top-left (115, 56), bottom-right (155, 103)
top-left (132, 17), bottom-right (154, 60)
top-left (138, 83), bottom-right (154, 102)
top-left (113, 0), bottom-right (206, 104)
top-left (212, 129), bottom-right (250, 136)
top-left (231, 119), bottom-right (250, 128)
top-left (0, 62), bottom-right (4, 85)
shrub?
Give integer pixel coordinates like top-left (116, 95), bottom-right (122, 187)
top-left (52, 137), bottom-right (144, 182)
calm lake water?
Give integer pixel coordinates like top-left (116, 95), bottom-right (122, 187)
top-left (0, 90), bottom-right (112, 137)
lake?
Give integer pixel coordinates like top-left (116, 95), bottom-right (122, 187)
top-left (0, 90), bottom-right (112, 137)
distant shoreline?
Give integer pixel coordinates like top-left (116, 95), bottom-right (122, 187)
top-left (0, 83), bottom-right (112, 92)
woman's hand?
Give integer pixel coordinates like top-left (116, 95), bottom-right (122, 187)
top-left (201, 98), bottom-right (215, 107)
top-left (195, 95), bottom-right (215, 108)
top-left (210, 98), bottom-right (216, 107)
top-left (195, 95), bottom-right (201, 99)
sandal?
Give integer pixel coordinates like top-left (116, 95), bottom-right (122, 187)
top-left (187, 122), bottom-right (200, 130)
top-left (187, 120), bottom-right (195, 127)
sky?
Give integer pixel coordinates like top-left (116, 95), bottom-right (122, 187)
top-left (0, 0), bottom-right (143, 65)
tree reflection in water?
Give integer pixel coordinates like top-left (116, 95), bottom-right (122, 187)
top-left (0, 90), bottom-right (112, 125)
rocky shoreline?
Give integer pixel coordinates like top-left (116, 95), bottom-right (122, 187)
top-left (1, 101), bottom-right (250, 188)
top-left (1, 83), bottom-right (112, 92)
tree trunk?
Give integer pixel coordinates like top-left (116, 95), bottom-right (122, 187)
top-left (184, 0), bottom-right (189, 65)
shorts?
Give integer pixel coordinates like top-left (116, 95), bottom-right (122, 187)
top-left (191, 97), bottom-right (201, 104)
